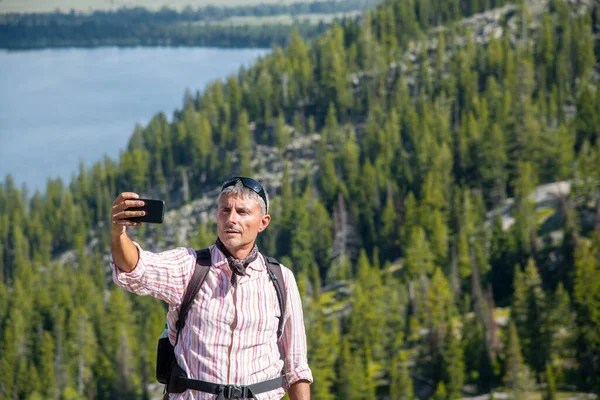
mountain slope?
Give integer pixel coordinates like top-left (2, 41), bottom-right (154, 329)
top-left (1, 0), bottom-right (599, 398)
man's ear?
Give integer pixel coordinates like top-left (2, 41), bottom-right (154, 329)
top-left (258, 214), bottom-right (271, 232)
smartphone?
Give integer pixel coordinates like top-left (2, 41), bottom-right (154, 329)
top-left (125, 198), bottom-right (165, 224)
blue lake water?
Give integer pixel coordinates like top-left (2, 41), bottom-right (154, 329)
top-left (0, 46), bottom-right (270, 193)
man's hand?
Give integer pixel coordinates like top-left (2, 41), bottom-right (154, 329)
top-left (111, 192), bottom-right (144, 272)
top-left (111, 192), bottom-right (145, 234)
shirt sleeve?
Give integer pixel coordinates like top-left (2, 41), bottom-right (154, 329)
top-left (279, 265), bottom-right (314, 389)
top-left (110, 241), bottom-right (197, 306)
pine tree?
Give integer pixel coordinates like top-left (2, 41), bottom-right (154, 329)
top-left (307, 310), bottom-right (336, 400)
top-left (310, 199), bottom-right (333, 273)
top-left (390, 350), bottom-right (414, 400)
top-left (510, 258), bottom-right (548, 373)
top-left (317, 24), bottom-right (351, 118)
top-left (405, 227), bottom-right (435, 278)
top-left (381, 187), bottom-right (400, 259)
top-left (433, 381), bottom-right (447, 400)
top-left (444, 321), bottom-right (465, 399)
top-left (318, 151), bottom-right (339, 207)
top-left (573, 238), bottom-right (600, 391)
top-left (274, 113), bottom-right (290, 151)
top-left (546, 282), bottom-right (573, 355)
top-left (512, 162), bottom-right (538, 258)
top-left (480, 123), bottom-right (508, 207)
top-left (66, 307), bottom-right (98, 396)
top-left (291, 191), bottom-right (316, 275)
top-left (574, 85), bottom-right (599, 151)
top-left (39, 331), bottom-right (57, 399)
top-left (336, 338), bottom-right (364, 400)
top-left (544, 363), bottom-right (557, 400)
top-left (286, 30), bottom-right (314, 106)
top-left (236, 110), bottom-right (254, 175)
top-left (227, 75), bottom-right (243, 126)
top-left (0, 318), bottom-right (17, 400)
top-left (503, 322), bottom-right (535, 400)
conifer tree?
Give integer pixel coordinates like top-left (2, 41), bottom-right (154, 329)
top-left (319, 151), bottom-right (339, 207)
top-left (236, 110), bottom-right (254, 175)
top-left (381, 188), bottom-right (400, 259)
top-left (433, 381), bottom-right (447, 400)
top-left (66, 307), bottom-right (98, 396)
top-left (504, 322), bottom-right (535, 400)
top-left (310, 199), bottom-right (333, 272)
top-left (0, 316), bottom-right (18, 400)
top-left (39, 331), bottom-right (57, 399)
top-left (444, 321), bottom-right (465, 399)
top-left (573, 238), bottom-right (600, 391)
top-left (291, 192), bottom-right (316, 275)
top-left (336, 338), bottom-right (364, 400)
top-left (274, 113), bottom-right (290, 151)
top-left (544, 363), bottom-right (557, 400)
top-left (307, 311), bottom-right (336, 400)
top-left (405, 227), bottom-right (435, 278)
top-left (390, 350), bottom-right (414, 400)
top-left (511, 258), bottom-right (548, 373)
top-left (513, 162), bottom-right (538, 258)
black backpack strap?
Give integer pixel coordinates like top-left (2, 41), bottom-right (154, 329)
top-left (264, 255), bottom-right (289, 388)
top-left (174, 248), bottom-right (212, 347)
top-left (264, 256), bottom-right (286, 339)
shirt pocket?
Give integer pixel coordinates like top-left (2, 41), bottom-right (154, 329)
top-left (195, 283), bottom-right (235, 332)
top-left (256, 285), bottom-right (281, 333)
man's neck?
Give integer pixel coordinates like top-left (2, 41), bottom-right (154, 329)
top-left (222, 242), bottom-right (254, 260)
top-left (229, 247), bottom-right (250, 260)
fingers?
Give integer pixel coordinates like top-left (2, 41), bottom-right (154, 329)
top-left (112, 219), bottom-right (142, 227)
top-left (113, 199), bottom-right (145, 212)
top-left (112, 210), bottom-right (146, 226)
top-left (112, 192), bottom-right (140, 206)
top-left (111, 192), bottom-right (146, 227)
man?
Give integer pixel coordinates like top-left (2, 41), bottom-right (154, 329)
top-left (110, 176), bottom-right (312, 400)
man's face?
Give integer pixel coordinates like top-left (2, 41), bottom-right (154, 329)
top-left (217, 193), bottom-right (270, 253)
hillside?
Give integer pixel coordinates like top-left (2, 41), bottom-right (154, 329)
top-left (0, 0), bottom-right (340, 14)
top-left (0, 0), bottom-right (381, 49)
top-left (1, 0), bottom-right (599, 398)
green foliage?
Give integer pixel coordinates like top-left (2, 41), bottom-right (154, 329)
top-left (511, 258), bottom-right (549, 374)
top-left (444, 321), bottom-right (465, 399)
top-left (573, 238), bottom-right (600, 391)
top-left (544, 363), bottom-right (557, 400)
top-left (1, 0), bottom-right (598, 397)
top-left (390, 350), bottom-right (414, 400)
top-left (503, 322), bottom-right (536, 399)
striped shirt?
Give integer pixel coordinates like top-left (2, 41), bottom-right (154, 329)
top-left (110, 242), bottom-right (313, 400)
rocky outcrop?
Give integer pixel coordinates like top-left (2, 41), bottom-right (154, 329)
top-left (137, 132), bottom-right (322, 252)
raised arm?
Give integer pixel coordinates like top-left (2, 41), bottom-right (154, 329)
top-left (109, 192), bottom-right (196, 306)
top-left (111, 192), bottom-right (145, 272)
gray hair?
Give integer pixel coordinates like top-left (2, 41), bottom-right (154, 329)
top-left (217, 180), bottom-right (269, 215)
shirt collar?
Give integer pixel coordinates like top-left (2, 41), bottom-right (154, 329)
top-left (210, 244), bottom-right (265, 273)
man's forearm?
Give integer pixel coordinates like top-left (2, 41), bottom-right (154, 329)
top-left (111, 230), bottom-right (139, 272)
top-left (288, 380), bottom-right (310, 400)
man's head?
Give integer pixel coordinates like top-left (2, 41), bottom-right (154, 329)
top-left (216, 177), bottom-right (271, 257)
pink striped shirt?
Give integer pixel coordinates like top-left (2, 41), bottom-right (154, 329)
top-left (110, 242), bottom-right (313, 400)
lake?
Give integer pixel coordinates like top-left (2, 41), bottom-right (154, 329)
top-left (0, 46), bottom-right (270, 193)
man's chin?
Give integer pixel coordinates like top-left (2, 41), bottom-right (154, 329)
top-left (220, 237), bottom-right (240, 249)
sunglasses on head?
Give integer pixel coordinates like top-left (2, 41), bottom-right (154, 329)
top-left (221, 176), bottom-right (268, 212)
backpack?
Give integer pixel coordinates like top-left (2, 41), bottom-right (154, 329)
top-left (156, 248), bottom-right (287, 387)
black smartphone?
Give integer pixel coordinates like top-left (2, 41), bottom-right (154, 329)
top-left (125, 198), bottom-right (165, 224)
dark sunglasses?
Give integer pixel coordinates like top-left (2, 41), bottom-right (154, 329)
top-left (221, 176), bottom-right (268, 212)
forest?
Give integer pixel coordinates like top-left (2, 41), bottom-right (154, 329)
top-left (0, 0), bottom-right (380, 49)
top-left (0, 0), bottom-right (599, 398)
